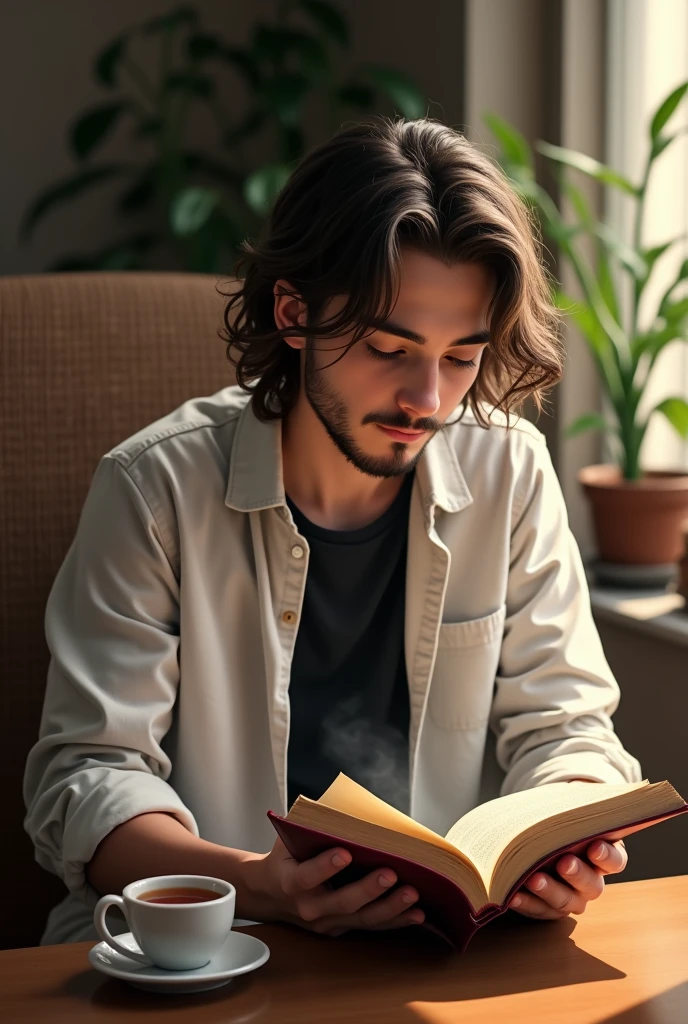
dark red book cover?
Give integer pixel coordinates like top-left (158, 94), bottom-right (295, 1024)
top-left (268, 803), bottom-right (688, 952)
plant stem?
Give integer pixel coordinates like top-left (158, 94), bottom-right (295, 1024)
top-left (630, 154), bottom-right (652, 346)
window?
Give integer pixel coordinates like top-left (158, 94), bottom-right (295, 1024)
top-left (606, 0), bottom-right (688, 471)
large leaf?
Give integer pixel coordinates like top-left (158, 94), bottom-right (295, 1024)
top-left (658, 257), bottom-right (688, 317)
top-left (483, 112), bottom-right (534, 172)
top-left (553, 289), bottom-right (621, 399)
top-left (662, 296), bottom-right (688, 324)
top-left (70, 102), bottom-right (132, 160)
top-left (654, 397), bottom-right (688, 438)
top-left (650, 81), bottom-right (688, 141)
top-left (561, 178), bottom-right (621, 324)
top-left (562, 177), bottom-right (593, 225)
top-left (536, 140), bottom-right (638, 197)
top-left (170, 187), bottom-right (222, 236)
top-left (298, 0), bottom-right (350, 47)
top-left (641, 237), bottom-right (686, 281)
top-left (651, 125), bottom-right (688, 160)
top-left (95, 34), bottom-right (128, 87)
top-left (361, 66), bottom-right (426, 119)
top-left (595, 242), bottom-right (622, 326)
top-left (565, 413), bottom-right (610, 439)
top-left (171, 178), bottom-right (253, 242)
top-left (19, 164), bottom-right (132, 241)
top-left (593, 222), bottom-right (648, 279)
top-left (632, 322), bottom-right (685, 362)
top-left (243, 163), bottom-right (292, 217)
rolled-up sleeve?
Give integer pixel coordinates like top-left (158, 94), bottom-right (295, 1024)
top-left (23, 454), bottom-right (198, 908)
top-left (491, 433), bottom-right (643, 794)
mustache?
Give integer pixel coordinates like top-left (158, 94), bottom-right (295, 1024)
top-left (362, 411), bottom-right (443, 433)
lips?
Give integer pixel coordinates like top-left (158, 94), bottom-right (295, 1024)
top-left (376, 425), bottom-right (427, 443)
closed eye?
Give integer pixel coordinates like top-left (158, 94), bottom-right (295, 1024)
top-left (365, 344), bottom-right (478, 370)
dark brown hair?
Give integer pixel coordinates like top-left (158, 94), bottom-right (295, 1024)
top-left (219, 116), bottom-right (563, 425)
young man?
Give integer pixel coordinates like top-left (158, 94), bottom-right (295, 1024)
top-left (25, 118), bottom-right (640, 945)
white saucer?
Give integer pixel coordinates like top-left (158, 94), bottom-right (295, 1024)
top-left (88, 929), bottom-right (270, 994)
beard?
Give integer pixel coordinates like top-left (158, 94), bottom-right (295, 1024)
top-left (303, 346), bottom-right (441, 479)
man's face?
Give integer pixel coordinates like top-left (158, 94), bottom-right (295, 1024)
top-left (302, 249), bottom-right (494, 479)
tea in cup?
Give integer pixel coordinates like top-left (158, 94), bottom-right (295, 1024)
top-left (94, 874), bottom-right (235, 970)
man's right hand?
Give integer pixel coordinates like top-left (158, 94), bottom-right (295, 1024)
top-left (243, 838), bottom-right (425, 938)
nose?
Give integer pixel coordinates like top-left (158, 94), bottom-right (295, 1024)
top-left (396, 361), bottom-right (441, 422)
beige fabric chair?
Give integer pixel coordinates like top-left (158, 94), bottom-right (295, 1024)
top-left (0, 272), bottom-right (236, 948)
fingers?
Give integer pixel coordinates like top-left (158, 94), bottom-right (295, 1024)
top-left (555, 854), bottom-right (606, 900)
top-left (586, 839), bottom-right (628, 875)
top-left (510, 860), bottom-right (603, 920)
top-left (347, 884), bottom-right (422, 929)
top-left (296, 867), bottom-right (402, 923)
top-left (275, 842), bottom-right (425, 936)
top-left (279, 844), bottom-right (354, 896)
top-left (509, 888), bottom-right (572, 920)
top-left (508, 840), bottom-right (629, 922)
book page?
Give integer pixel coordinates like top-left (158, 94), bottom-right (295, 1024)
top-left (445, 780), bottom-right (648, 885)
top-left (316, 773), bottom-right (460, 856)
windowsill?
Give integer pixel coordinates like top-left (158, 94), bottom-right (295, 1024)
top-left (588, 580), bottom-right (688, 648)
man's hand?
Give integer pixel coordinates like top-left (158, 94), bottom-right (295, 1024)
top-left (508, 839), bottom-right (628, 920)
top-left (243, 838), bottom-right (425, 938)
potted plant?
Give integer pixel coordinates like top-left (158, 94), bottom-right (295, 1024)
top-left (18, 1), bottom-right (426, 274)
top-left (485, 82), bottom-right (688, 579)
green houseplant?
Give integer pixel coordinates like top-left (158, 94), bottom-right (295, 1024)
top-left (485, 81), bottom-right (688, 571)
top-left (19, 1), bottom-right (426, 273)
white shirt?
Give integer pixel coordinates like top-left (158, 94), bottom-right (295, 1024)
top-left (23, 386), bottom-right (642, 943)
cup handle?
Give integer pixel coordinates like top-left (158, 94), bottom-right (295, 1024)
top-left (94, 895), bottom-right (153, 965)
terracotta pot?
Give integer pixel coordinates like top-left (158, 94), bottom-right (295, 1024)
top-left (578, 464), bottom-right (688, 565)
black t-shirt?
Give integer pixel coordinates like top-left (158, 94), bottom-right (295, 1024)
top-left (286, 473), bottom-right (414, 812)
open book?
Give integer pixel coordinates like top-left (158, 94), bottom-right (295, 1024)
top-left (268, 773), bottom-right (687, 951)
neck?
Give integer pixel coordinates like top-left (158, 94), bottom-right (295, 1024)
top-left (281, 396), bottom-right (406, 531)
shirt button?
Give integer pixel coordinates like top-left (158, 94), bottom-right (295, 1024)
top-left (282, 610), bottom-right (298, 625)
top-left (291, 544), bottom-right (304, 559)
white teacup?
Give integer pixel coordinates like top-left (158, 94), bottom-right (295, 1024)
top-left (94, 874), bottom-right (236, 971)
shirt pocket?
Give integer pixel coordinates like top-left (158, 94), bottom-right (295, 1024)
top-left (427, 605), bottom-right (507, 731)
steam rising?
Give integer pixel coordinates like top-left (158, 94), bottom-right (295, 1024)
top-left (321, 695), bottom-right (410, 813)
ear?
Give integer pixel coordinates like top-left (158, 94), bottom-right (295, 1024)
top-left (274, 279), bottom-right (308, 351)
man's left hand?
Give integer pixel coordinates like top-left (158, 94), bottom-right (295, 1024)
top-left (509, 839), bottom-right (628, 920)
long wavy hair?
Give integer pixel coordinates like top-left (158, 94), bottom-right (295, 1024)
top-left (218, 116), bottom-right (564, 425)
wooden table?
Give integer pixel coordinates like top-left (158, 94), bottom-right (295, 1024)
top-left (2, 876), bottom-right (686, 1023)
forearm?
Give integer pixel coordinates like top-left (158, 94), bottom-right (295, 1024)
top-left (86, 812), bottom-right (267, 919)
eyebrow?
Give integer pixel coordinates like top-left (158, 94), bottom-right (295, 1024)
top-left (371, 320), bottom-right (491, 348)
